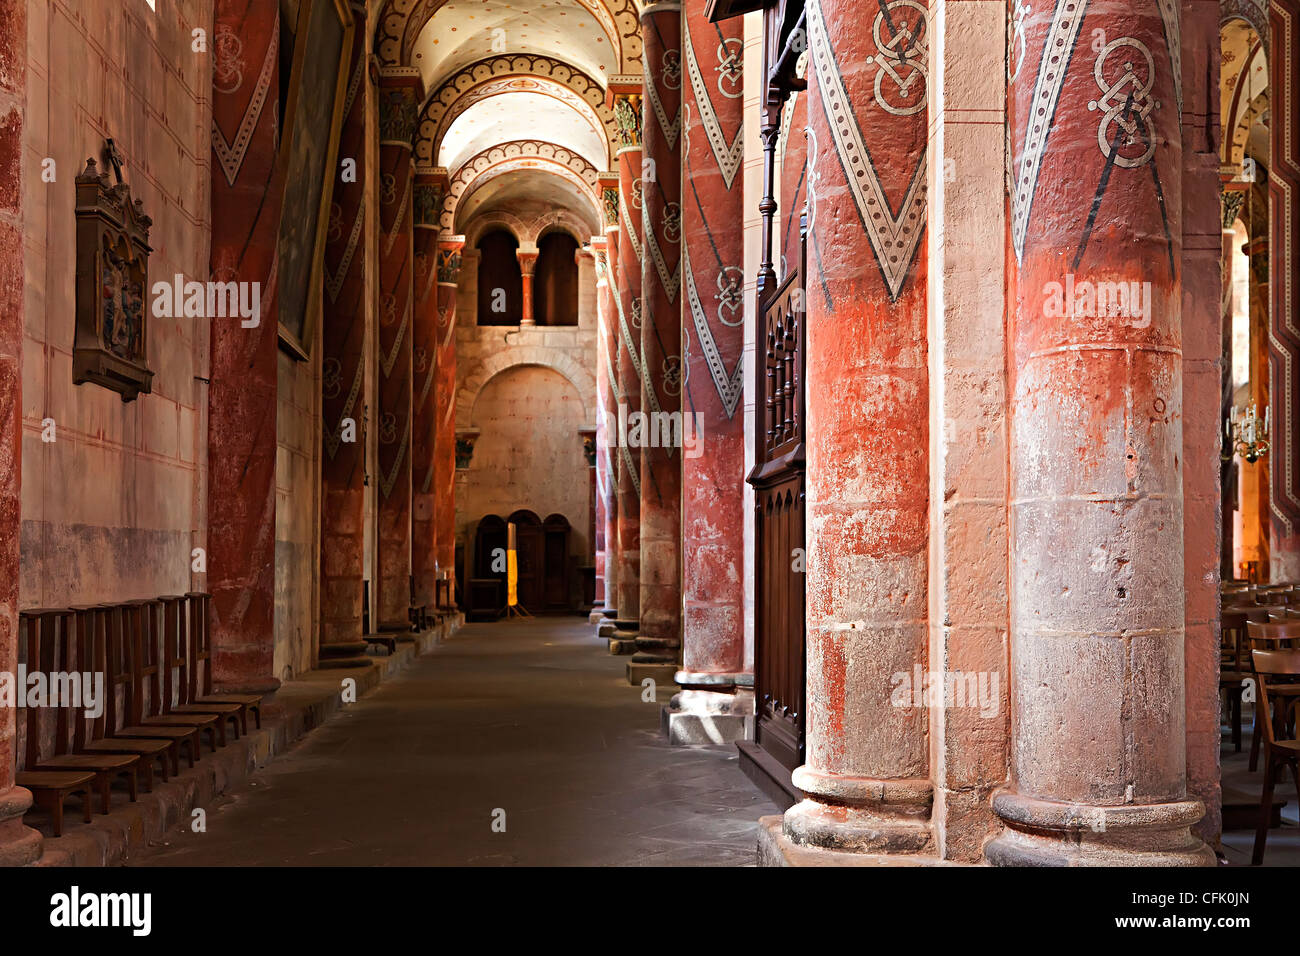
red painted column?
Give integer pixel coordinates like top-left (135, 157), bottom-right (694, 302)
top-left (375, 71), bottom-right (421, 631)
top-left (318, 4), bottom-right (369, 664)
top-left (1269, 0), bottom-right (1300, 579)
top-left (591, 234), bottom-right (612, 622)
top-left (988, 0), bottom-right (1211, 864)
top-left (634, 1), bottom-right (684, 684)
top-left (781, 0), bottom-right (932, 856)
top-left (672, 0), bottom-right (748, 720)
top-left (435, 237), bottom-right (464, 607)
top-left (411, 170), bottom-right (443, 613)
top-left (598, 205), bottom-right (622, 633)
top-left (518, 249), bottom-right (538, 326)
top-left (608, 79), bottom-right (644, 646)
top-left (207, 0), bottom-right (283, 693)
top-left (0, 0), bottom-right (41, 866)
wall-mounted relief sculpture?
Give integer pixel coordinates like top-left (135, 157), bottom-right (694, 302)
top-left (73, 149), bottom-right (154, 401)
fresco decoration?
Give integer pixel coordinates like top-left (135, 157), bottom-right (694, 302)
top-left (73, 154), bottom-right (155, 402)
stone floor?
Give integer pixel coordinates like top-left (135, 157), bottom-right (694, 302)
top-left (131, 617), bottom-right (778, 866)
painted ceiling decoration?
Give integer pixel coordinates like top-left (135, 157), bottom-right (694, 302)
top-left (375, 0), bottom-right (644, 79)
top-left (416, 55), bottom-right (619, 166)
top-left (1220, 18), bottom-right (1268, 168)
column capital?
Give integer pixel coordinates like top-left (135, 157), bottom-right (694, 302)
top-left (606, 76), bottom-right (643, 150)
top-left (437, 236), bottom-right (465, 285)
top-left (378, 69), bottom-right (423, 148)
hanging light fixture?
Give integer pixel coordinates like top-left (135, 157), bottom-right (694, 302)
top-left (1224, 403), bottom-right (1270, 463)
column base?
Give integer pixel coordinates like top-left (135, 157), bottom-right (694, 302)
top-left (602, 607), bottom-right (618, 619)
top-left (216, 676), bottom-right (282, 695)
top-left (318, 640), bottom-right (370, 669)
top-left (627, 660), bottom-right (677, 686)
top-left (588, 607), bottom-right (606, 624)
top-left (758, 815), bottom-right (949, 867)
top-left (597, 620), bottom-right (618, 639)
top-left (0, 787), bottom-right (43, 867)
top-left (984, 791), bottom-right (1216, 866)
top-left (661, 688), bottom-right (754, 745)
top-left (609, 619), bottom-right (639, 655)
top-left (782, 769), bottom-right (935, 855)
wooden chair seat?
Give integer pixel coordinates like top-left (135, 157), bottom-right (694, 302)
top-left (140, 712), bottom-right (224, 751)
top-left (27, 754), bottom-right (139, 815)
top-left (196, 693), bottom-right (263, 731)
top-left (79, 737), bottom-right (174, 782)
top-left (15, 770), bottom-right (94, 837)
top-left (169, 702), bottom-right (242, 738)
top-left (113, 725), bottom-right (199, 768)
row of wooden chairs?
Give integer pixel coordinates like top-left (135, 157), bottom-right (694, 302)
top-left (13, 594), bottom-right (264, 836)
top-left (1243, 620), bottom-right (1300, 864)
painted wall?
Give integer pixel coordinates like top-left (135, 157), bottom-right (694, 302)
top-left (458, 364), bottom-right (591, 580)
top-left (20, 0), bottom-right (211, 606)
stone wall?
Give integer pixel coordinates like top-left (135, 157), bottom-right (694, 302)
top-left (20, 0), bottom-right (211, 606)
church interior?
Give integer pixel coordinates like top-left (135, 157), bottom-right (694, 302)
top-left (0, 0), bottom-right (1296, 883)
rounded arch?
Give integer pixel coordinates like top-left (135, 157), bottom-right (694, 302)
top-left (442, 141), bottom-right (602, 231)
top-left (375, 0), bottom-right (642, 75)
top-left (415, 56), bottom-right (618, 167)
top-left (458, 355), bottom-right (595, 430)
top-left (462, 208), bottom-right (597, 249)
top-left (1220, 1), bottom-right (1270, 56)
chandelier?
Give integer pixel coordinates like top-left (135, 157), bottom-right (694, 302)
top-left (1223, 403), bottom-right (1270, 463)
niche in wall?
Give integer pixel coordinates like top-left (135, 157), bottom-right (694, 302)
top-left (476, 229), bottom-right (523, 326)
top-left (534, 231), bottom-right (579, 326)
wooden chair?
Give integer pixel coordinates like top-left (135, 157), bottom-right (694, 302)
top-left (15, 609), bottom-right (141, 815)
top-left (154, 596), bottom-right (242, 738)
top-left (70, 605), bottom-right (176, 781)
top-left (185, 592), bottom-right (264, 731)
top-left (1247, 621), bottom-right (1300, 772)
top-left (128, 599), bottom-right (224, 751)
top-left (1251, 648), bottom-right (1300, 865)
top-left (1222, 609), bottom-right (1251, 751)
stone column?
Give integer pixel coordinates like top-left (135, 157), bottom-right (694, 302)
top-left (436, 236), bottom-right (464, 607)
top-left (375, 70), bottom-right (421, 631)
top-left (633, 1), bottom-right (684, 686)
top-left (664, 0), bottom-right (752, 742)
top-left (318, 4), bottom-right (370, 664)
top-left (0, 0), bottom-right (41, 867)
top-left (599, 197), bottom-right (622, 636)
top-left (608, 77), bottom-right (645, 650)
top-left (987, 0), bottom-right (1211, 865)
top-left (1269, 0), bottom-right (1300, 580)
top-left (591, 235), bottom-right (612, 623)
top-left (411, 169), bottom-right (443, 613)
top-left (775, 0), bottom-right (933, 859)
top-left (207, 0), bottom-right (283, 693)
top-left (518, 246), bottom-right (539, 326)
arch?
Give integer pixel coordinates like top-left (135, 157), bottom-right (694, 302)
top-left (534, 231), bottom-right (581, 326)
top-left (458, 354), bottom-right (595, 430)
top-left (462, 208), bottom-right (596, 249)
top-left (416, 56), bottom-right (618, 167)
top-left (475, 229), bottom-right (523, 326)
top-left (375, 0), bottom-right (642, 75)
top-left (441, 141), bottom-right (602, 231)
top-left (1221, 0), bottom-right (1270, 56)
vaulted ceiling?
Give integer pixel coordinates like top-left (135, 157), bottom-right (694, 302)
top-left (375, 0), bottom-right (644, 240)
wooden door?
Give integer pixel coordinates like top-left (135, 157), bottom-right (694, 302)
top-left (747, 236), bottom-right (806, 777)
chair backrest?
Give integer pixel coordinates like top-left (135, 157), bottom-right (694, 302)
top-left (17, 608), bottom-right (81, 768)
top-left (124, 599), bottom-right (164, 719)
top-left (158, 595), bottom-right (190, 707)
top-left (1222, 608), bottom-right (1251, 671)
top-left (186, 592), bottom-right (213, 697)
top-left (1247, 620), bottom-right (1300, 649)
top-left (1251, 648), bottom-right (1300, 746)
